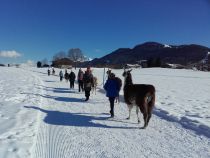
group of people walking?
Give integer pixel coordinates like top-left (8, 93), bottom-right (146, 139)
top-left (58, 67), bottom-right (95, 102)
top-left (49, 67), bottom-right (122, 118)
top-left (48, 67), bottom-right (55, 76)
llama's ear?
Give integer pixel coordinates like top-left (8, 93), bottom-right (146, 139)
top-left (123, 66), bottom-right (126, 72)
top-left (128, 69), bottom-right (132, 72)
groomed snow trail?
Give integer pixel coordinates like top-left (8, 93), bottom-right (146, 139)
top-left (26, 68), bottom-right (210, 158)
top-left (0, 67), bottom-right (44, 158)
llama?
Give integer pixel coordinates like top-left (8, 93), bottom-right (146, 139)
top-left (115, 77), bottom-right (122, 103)
top-left (122, 69), bottom-right (155, 128)
top-left (92, 76), bottom-right (98, 95)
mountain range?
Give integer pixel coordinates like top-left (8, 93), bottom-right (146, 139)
top-left (83, 42), bottom-right (210, 68)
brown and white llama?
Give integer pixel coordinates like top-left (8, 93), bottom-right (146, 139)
top-left (122, 69), bottom-right (156, 128)
top-left (92, 76), bottom-right (98, 95)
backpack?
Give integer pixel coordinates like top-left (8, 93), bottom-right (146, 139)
top-left (78, 72), bottom-right (83, 80)
top-left (115, 77), bottom-right (122, 90)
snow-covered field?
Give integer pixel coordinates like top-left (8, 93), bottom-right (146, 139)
top-left (0, 66), bottom-right (210, 158)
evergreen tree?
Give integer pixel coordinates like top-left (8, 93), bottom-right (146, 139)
top-left (155, 57), bottom-right (162, 67)
top-left (37, 61), bottom-right (42, 68)
top-left (147, 57), bottom-right (155, 67)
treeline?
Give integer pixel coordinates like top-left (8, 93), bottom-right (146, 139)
top-left (147, 57), bottom-right (162, 67)
top-left (37, 48), bottom-right (89, 68)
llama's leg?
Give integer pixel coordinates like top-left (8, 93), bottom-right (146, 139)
top-left (136, 106), bottom-right (140, 123)
top-left (115, 97), bottom-right (119, 104)
top-left (147, 99), bottom-right (155, 125)
top-left (143, 102), bottom-right (149, 128)
top-left (143, 112), bottom-right (148, 129)
top-left (147, 112), bottom-right (152, 125)
top-left (126, 105), bottom-right (132, 120)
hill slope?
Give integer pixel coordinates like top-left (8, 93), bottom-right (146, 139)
top-left (87, 42), bottom-right (210, 67)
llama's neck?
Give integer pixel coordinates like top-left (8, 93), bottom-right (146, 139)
top-left (124, 76), bottom-right (133, 87)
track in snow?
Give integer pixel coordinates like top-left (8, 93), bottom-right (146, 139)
top-left (27, 68), bottom-right (210, 158)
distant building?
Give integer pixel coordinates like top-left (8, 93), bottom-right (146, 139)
top-left (125, 64), bottom-right (141, 69)
top-left (52, 58), bottom-right (74, 68)
top-left (137, 60), bottom-right (148, 68)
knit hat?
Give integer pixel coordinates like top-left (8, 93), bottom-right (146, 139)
top-left (87, 66), bottom-right (91, 72)
top-left (109, 73), bottom-right (115, 78)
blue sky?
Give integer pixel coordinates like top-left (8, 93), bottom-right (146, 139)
top-left (0, 0), bottom-right (210, 64)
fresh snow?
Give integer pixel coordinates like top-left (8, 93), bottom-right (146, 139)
top-left (0, 67), bottom-right (210, 158)
top-left (164, 44), bottom-right (171, 48)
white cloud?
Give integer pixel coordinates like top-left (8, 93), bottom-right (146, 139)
top-left (20, 60), bottom-right (36, 67)
top-left (26, 60), bottom-right (35, 66)
top-left (0, 50), bottom-right (21, 58)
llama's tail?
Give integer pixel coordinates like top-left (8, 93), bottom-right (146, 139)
top-left (147, 86), bottom-right (156, 107)
top-left (149, 92), bottom-right (155, 107)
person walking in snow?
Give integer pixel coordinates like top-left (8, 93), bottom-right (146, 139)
top-left (77, 68), bottom-right (84, 92)
top-left (52, 68), bottom-right (55, 75)
top-left (64, 69), bottom-right (69, 82)
top-left (69, 70), bottom-right (76, 89)
top-left (104, 73), bottom-right (120, 118)
top-left (48, 68), bottom-right (51, 76)
top-left (59, 70), bottom-right (63, 81)
top-left (83, 67), bottom-right (94, 101)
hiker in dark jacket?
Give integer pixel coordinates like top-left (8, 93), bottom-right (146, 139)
top-left (104, 73), bottom-right (120, 117)
top-left (64, 69), bottom-right (69, 82)
top-left (48, 69), bottom-right (50, 76)
top-left (69, 71), bottom-right (76, 89)
top-left (77, 68), bottom-right (84, 92)
top-left (59, 70), bottom-right (63, 81)
top-left (83, 67), bottom-right (94, 101)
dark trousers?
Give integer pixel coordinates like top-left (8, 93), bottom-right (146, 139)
top-left (78, 80), bottom-right (84, 92)
top-left (70, 81), bottom-right (75, 88)
top-left (85, 90), bottom-right (90, 100)
top-left (60, 76), bottom-right (63, 81)
top-left (109, 97), bottom-right (115, 117)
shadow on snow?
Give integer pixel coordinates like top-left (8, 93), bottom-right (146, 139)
top-left (34, 84), bottom-right (78, 94)
top-left (98, 87), bottom-right (210, 138)
top-left (24, 106), bottom-right (137, 129)
top-left (40, 93), bottom-right (83, 103)
top-left (153, 108), bottom-right (210, 138)
top-left (21, 92), bottom-right (83, 103)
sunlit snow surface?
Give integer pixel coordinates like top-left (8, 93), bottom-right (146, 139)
top-left (0, 66), bottom-right (210, 158)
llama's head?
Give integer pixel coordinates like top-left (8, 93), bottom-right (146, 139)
top-left (122, 69), bottom-right (132, 77)
top-left (122, 69), bottom-right (133, 85)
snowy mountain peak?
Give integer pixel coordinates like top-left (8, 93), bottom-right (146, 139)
top-left (164, 44), bottom-right (171, 48)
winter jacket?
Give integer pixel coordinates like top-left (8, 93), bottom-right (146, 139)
top-left (83, 71), bottom-right (93, 91)
top-left (59, 71), bottom-right (63, 77)
top-left (104, 78), bottom-right (120, 97)
top-left (69, 72), bottom-right (76, 82)
top-left (77, 71), bottom-right (84, 81)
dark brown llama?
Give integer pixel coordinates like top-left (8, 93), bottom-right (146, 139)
top-left (122, 69), bottom-right (155, 128)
